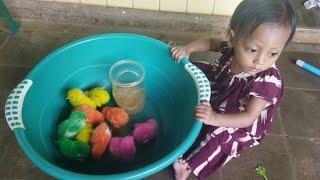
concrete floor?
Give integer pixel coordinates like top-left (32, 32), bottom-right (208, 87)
top-left (290, 0), bottom-right (320, 28)
top-left (0, 17), bottom-right (320, 179)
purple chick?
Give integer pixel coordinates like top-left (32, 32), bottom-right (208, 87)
top-left (133, 118), bottom-right (158, 144)
top-left (109, 136), bottom-right (136, 162)
top-left (108, 137), bottom-right (122, 160)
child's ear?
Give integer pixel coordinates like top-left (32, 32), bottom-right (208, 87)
top-left (227, 29), bottom-right (235, 47)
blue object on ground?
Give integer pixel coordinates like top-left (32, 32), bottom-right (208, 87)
top-left (296, 59), bottom-right (320, 76)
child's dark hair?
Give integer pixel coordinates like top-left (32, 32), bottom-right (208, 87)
top-left (230, 0), bottom-right (296, 44)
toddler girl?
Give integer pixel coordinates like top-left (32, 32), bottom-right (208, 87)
top-left (170, 0), bottom-right (296, 179)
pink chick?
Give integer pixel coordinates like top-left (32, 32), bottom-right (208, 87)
top-left (109, 136), bottom-right (136, 162)
top-left (133, 118), bottom-right (158, 144)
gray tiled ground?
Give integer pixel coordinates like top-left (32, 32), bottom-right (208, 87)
top-left (0, 31), bottom-right (8, 46)
top-left (289, 0), bottom-right (320, 28)
top-left (281, 89), bottom-right (320, 138)
top-left (0, 18), bottom-right (319, 179)
top-left (277, 52), bottom-right (320, 90)
top-left (286, 137), bottom-right (320, 180)
top-left (221, 135), bottom-right (295, 180)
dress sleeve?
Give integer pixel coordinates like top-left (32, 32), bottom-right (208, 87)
top-left (246, 68), bottom-right (283, 106)
top-left (212, 41), bottom-right (232, 72)
top-left (218, 41), bottom-right (229, 54)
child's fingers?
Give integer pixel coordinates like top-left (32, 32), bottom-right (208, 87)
top-left (195, 111), bottom-right (211, 120)
top-left (175, 52), bottom-right (183, 61)
top-left (195, 108), bottom-right (209, 117)
top-left (197, 102), bottom-right (211, 109)
top-left (196, 103), bottom-right (211, 109)
top-left (171, 48), bottom-right (178, 56)
top-left (202, 101), bottom-right (210, 105)
top-left (170, 46), bottom-right (177, 52)
top-left (195, 113), bottom-right (206, 120)
top-left (195, 106), bottom-right (209, 114)
top-left (200, 101), bottom-right (211, 106)
top-left (171, 50), bottom-right (179, 61)
top-left (173, 52), bottom-right (179, 60)
top-left (178, 55), bottom-right (185, 61)
top-left (171, 46), bottom-right (181, 54)
top-left (196, 117), bottom-right (208, 124)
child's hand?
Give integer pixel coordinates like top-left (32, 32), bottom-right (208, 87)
top-left (169, 42), bottom-right (190, 62)
top-left (195, 101), bottom-right (217, 125)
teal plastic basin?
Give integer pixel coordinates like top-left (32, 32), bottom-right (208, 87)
top-left (5, 33), bottom-right (210, 179)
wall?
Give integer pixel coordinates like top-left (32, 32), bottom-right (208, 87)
top-left (41, 0), bottom-right (242, 16)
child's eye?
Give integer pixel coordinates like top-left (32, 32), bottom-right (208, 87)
top-left (271, 52), bottom-right (279, 57)
top-left (248, 48), bottom-right (257, 53)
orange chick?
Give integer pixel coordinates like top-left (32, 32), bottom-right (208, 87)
top-left (75, 105), bottom-right (104, 125)
top-left (102, 107), bottom-right (129, 129)
top-left (90, 122), bottom-right (112, 159)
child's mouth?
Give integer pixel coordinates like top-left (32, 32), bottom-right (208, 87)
top-left (250, 68), bottom-right (261, 72)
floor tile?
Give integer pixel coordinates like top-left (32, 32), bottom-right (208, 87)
top-left (0, 90), bottom-right (11, 142)
top-left (221, 135), bottom-right (295, 180)
top-left (109, 26), bottom-right (166, 41)
top-left (0, 30), bottom-right (77, 67)
top-left (0, 66), bottom-right (30, 91)
top-left (289, 0), bottom-right (320, 28)
top-left (190, 51), bottom-right (220, 63)
top-left (281, 89), bottom-right (320, 138)
top-left (0, 30), bottom-right (9, 46)
top-left (287, 136), bottom-right (320, 180)
top-left (0, 66), bottom-right (29, 147)
top-left (269, 111), bottom-right (284, 135)
top-left (277, 52), bottom-right (320, 89)
top-left (149, 165), bottom-right (221, 180)
top-left (0, 126), bottom-right (53, 179)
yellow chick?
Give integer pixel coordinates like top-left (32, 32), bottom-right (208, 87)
top-left (76, 123), bottom-right (93, 144)
top-left (85, 87), bottom-right (110, 107)
top-left (67, 88), bottom-right (96, 109)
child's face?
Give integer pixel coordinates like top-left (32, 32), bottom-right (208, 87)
top-left (233, 23), bottom-right (291, 75)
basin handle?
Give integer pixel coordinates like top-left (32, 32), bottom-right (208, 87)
top-left (5, 79), bottom-right (33, 131)
top-left (181, 57), bottom-right (211, 103)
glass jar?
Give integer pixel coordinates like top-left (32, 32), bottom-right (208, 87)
top-left (109, 60), bottom-right (145, 115)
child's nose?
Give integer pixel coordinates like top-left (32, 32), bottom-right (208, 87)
top-left (254, 54), bottom-right (264, 65)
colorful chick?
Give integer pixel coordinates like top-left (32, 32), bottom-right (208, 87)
top-left (57, 137), bottom-right (90, 161)
top-left (76, 123), bottom-right (93, 144)
top-left (67, 88), bottom-right (96, 109)
top-left (75, 105), bottom-right (104, 125)
top-left (90, 122), bottom-right (112, 159)
top-left (133, 118), bottom-right (158, 144)
top-left (109, 136), bottom-right (136, 162)
top-left (102, 107), bottom-right (129, 129)
top-left (85, 87), bottom-right (110, 107)
top-left (57, 110), bottom-right (87, 138)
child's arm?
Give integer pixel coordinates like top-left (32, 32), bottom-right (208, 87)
top-left (185, 38), bottom-right (221, 53)
top-left (195, 97), bottom-right (268, 128)
top-left (170, 38), bottom-right (221, 61)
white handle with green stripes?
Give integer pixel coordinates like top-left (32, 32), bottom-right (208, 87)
top-left (5, 79), bottom-right (33, 131)
top-left (180, 57), bottom-right (211, 103)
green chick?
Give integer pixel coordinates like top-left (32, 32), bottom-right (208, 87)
top-left (57, 137), bottom-right (90, 161)
top-left (57, 110), bottom-right (87, 138)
